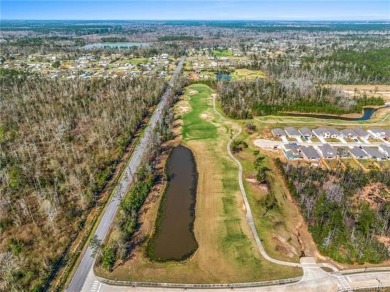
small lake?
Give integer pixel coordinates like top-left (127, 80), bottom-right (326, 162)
top-left (149, 145), bottom-right (198, 261)
top-left (215, 72), bottom-right (232, 81)
top-left (282, 107), bottom-right (380, 121)
top-left (83, 42), bottom-right (150, 49)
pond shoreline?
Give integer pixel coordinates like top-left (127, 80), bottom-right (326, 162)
top-left (279, 106), bottom-right (386, 121)
top-left (147, 144), bottom-right (199, 262)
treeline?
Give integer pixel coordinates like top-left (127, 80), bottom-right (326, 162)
top-left (101, 37), bottom-right (128, 43)
top-left (0, 69), bottom-right (166, 291)
top-left (158, 35), bottom-right (203, 41)
top-left (276, 160), bottom-right (390, 264)
top-left (217, 79), bottom-right (384, 119)
top-left (314, 48), bottom-right (390, 84)
top-left (95, 99), bottom-right (177, 270)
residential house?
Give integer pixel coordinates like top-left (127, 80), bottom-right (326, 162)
top-left (349, 147), bottom-right (369, 159)
top-left (340, 129), bottom-right (358, 139)
top-left (298, 128), bottom-right (313, 138)
top-left (282, 144), bottom-right (302, 160)
top-left (362, 147), bottom-right (387, 161)
top-left (378, 144), bottom-right (390, 158)
top-left (300, 146), bottom-right (321, 160)
top-left (368, 128), bottom-right (386, 138)
top-left (327, 128), bottom-right (341, 138)
top-left (312, 127), bottom-right (329, 138)
top-left (284, 127), bottom-right (301, 138)
top-left (352, 128), bottom-right (370, 139)
top-left (318, 144), bottom-right (337, 159)
top-left (271, 128), bottom-right (286, 138)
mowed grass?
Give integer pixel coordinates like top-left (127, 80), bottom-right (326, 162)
top-left (182, 85), bottom-right (218, 141)
top-left (231, 68), bottom-right (267, 80)
top-left (96, 83), bottom-right (302, 283)
top-left (213, 49), bottom-right (232, 57)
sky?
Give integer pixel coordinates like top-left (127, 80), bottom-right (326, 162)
top-left (1, 0), bottom-right (389, 21)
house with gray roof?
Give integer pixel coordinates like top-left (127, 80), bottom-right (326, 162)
top-left (327, 128), bottom-right (341, 138)
top-left (340, 129), bottom-right (358, 139)
top-left (352, 128), bottom-right (370, 139)
top-left (362, 147), bottom-right (387, 161)
top-left (379, 144), bottom-right (390, 157)
top-left (271, 128), bottom-right (286, 138)
top-left (318, 144), bottom-right (337, 159)
top-left (300, 146), bottom-right (321, 160)
top-left (284, 127), bottom-right (301, 138)
top-left (312, 127), bottom-right (329, 138)
top-left (282, 144), bottom-right (301, 160)
top-left (298, 127), bottom-right (313, 137)
top-left (349, 147), bottom-right (369, 159)
top-left (368, 128), bottom-right (386, 138)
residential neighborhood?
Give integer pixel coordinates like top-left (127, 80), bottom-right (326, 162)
top-left (266, 126), bottom-right (390, 162)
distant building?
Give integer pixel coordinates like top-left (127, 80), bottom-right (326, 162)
top-left (340, 129), bottom-right (358, 139)
top-left (368, 128), bottom-right (386, 138)
top-left (313, 127), bottom-right (329, 138)
top-left (284, 127), bottom-right (300, 138)
top-left (362, 147), bottom-right (387, 161)
top-left (379, 144), bottom-right (390, 157)
top-left (349, 147), bottom-right (369, 159)
top-left (300, 146), bottom-right (321, 160)
top-left (352, 128), bottom-right (370, 139)
top-left (271, 128), bottom-right (286, 138)
top-left (298, 128), bottom-right (313, 138)
top-left (318, 144), bottom-right (337, 159)
top-left (327, 128), bottom-right (341, 138)
top-left (282, 144), bottom-right (301, 160)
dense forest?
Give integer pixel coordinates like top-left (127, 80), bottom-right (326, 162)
top-left (0, 69), bottom-right (166, 291)
top-left (277, 160), bottom-right (390, 264)
top-left (217, 78), bottom-right (383, 119)
top-left (307, 47), bottom-right (390, 84)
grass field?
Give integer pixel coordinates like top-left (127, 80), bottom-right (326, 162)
top-left (96, 84), bottom-right (301, 283)
top-left (231, 68), bottom-right (267, 80)
top-left (212, 49), bottom-right (232, 57)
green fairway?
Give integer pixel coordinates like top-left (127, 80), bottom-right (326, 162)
top-left (182, 85), bottom-right (218, 141)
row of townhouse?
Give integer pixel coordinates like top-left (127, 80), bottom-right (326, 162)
top-left (282, 143), bottom-right (390, 161)
top-left (272, 127), bottom-right (390, 140)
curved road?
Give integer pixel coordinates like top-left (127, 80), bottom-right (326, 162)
top-left (66, 57), bottom-right (185, 292)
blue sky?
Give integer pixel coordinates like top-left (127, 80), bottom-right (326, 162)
top-left (1, 1), bottom-right (389, 20)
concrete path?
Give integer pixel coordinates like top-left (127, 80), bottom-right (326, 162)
top-left (212, 95), bottom-right (302, 268)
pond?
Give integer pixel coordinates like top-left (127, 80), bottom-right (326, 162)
top-left (215, 72), bottom-right (232, 81)
top-left (282, 107), bottom-right (381, 121)
top-left (83, 42), bottom-right (150, 49)
top-left (149, 145), bottom-right (198, 261)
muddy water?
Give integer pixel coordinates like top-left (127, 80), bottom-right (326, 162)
top-left (151, 145), bottom-right (198, 260)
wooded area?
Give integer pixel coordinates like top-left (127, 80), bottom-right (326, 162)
top-left (0, 68), bottom-right (165, 291)
top-left (217, 79), bottom-right (383, 119)
top-left (277, 160), bottom-right (390, 264)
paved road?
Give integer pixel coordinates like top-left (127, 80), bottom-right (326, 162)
top-left (89, 260), bottom-right (390, 292)
top-left (66, 57), bottom-right (185, 292)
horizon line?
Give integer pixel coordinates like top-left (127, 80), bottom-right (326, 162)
top-left (2, 18), bottom-right (389, 21)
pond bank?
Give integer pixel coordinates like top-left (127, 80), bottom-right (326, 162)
top-left (147, 145), bottom-right (198, 261)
